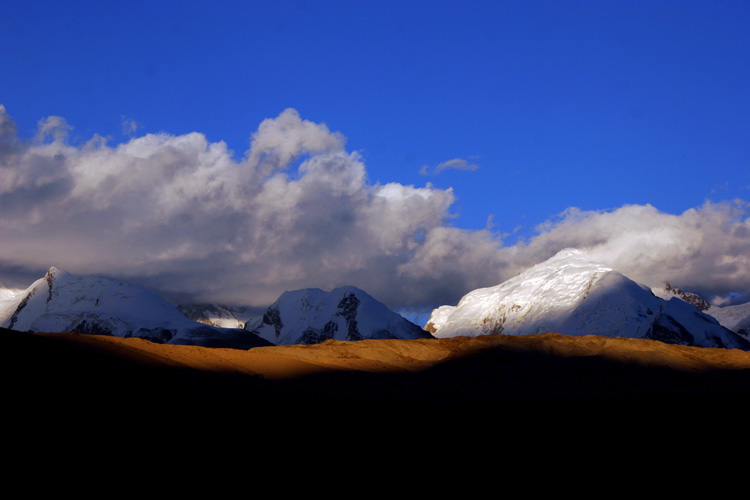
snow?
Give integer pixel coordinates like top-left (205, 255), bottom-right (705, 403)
top-left (426, 248), bottom-right (749, 350)
top-left (248, 285), bottom-right (430, 345)
top-left (0, 267), bottom-right (268, 348)
top-left (431, 248), bottom-right (614, 338)
top-left (706, 302), bottom-right (750, 338)
top-left (650, 282), bottom-right (750, 339)
top-left (1, 269), bottom-right (429, 347)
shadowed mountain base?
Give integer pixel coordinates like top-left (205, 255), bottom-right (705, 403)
top-left (5, 327), bottom-right (750, 424)
top-left (7, 325), bottom-right (750, 481)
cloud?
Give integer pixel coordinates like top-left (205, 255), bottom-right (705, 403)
top-left (121, 116), bottom-right (139, 136)
top-left (34, 115), bottom-right (72, 143)
top-left (420, 157), bottom-right (480, 176)
top-left (0, 106), bottom-right (491, 309)
top-left (499, 202), bottom-right (750, 304)
top-left (1, 104), bottom-right (749, 313)
top-left (0, 105), bottom-right (21, 156)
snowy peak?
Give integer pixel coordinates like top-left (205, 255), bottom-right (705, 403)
top-left (652, 282), bottom-right (711, 311)
top-left (0, 268), bottom-right (270, 349)
top-left (247, 285), bottom-right (431, 345)
top-left (427, 248), bottom-right (749, 350)
top-left (429, 248), bottom-right (616, 338)
top-left (45, 266), bottom-right (64, 281)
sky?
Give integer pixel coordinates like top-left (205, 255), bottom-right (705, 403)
top-left (1, 0), bottom-right (750, 321)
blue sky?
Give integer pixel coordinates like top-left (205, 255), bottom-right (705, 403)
top-left (1, 0), bottom-right (750, 314)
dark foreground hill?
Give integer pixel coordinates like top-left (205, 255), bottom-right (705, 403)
top-left (7, 324), bottom-right (750, 479)
top-left (6, 326), bottom-right (750, 421)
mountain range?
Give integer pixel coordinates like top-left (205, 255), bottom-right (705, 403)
top-left (1, 249), bottom-right (749, 351)
top-left (0, 267), bottom-right (430, 348)
top-left (0, 267), bottom-right (270, 349)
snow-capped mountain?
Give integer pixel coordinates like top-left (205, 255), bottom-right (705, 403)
top-left (0, 267), bottom-right (271, 349)
top-left (651, 283), bottom-right (750, 340)
top-left (426, 248), bottom-right (749, 350)
top-left (177, 303), bottom-right (261, 330)
top-left (245, 286), bottom-right (432, 346)
top-left (706, 302), bottom-right (750, 339)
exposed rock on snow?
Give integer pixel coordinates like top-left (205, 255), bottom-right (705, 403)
top-left (651, 283), bottom-right (712, 311)
top-left (652, 283), bottom-right (750, 341)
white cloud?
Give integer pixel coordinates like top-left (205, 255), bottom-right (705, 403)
top-left (420, 157), bottom-right (480, 175)
top-left (121, 116), bottom-right (139, 136)
top-left (499, 202), bottom-right (750, 302)
top-left (0, 106), bottom-right (490, 309)
top-left (1, 104), bottom-right (749, 313)
top-left (34, 115), bottom-right (72, 143)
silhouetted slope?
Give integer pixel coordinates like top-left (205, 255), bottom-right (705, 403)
top-left (5, 327), bottom-right (750, 422)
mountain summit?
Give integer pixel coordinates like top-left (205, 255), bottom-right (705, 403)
top-left (244, 286), bottom-right (432, 346)
top-left (426, 248), bottom-right (749, 350)
top-left (0, 267), bottom-right (270, 348)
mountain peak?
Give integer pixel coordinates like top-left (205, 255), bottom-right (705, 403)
top-left (544, 248), bottom-right (609, 268)
top-left (44, 266), bottom-right (71, 282)
top-left (552, 247), bottom-right (586, 258)
top-left (1, 268), bottom-right (270, 348)
top-left (659, 282), bottom-right (711, 311)
top-left (426, 249), bottom-right (748, 350)
top-left (248, 285), bottom-right (430, 345)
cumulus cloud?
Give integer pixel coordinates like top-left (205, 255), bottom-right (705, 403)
top-left (1, 104), bottom-right (749, 313)
top-left (420, 157), bottom-right (480, 176)
top-left (121, 116), bottom-right (139, 136)
top-left (0, 105), bottom-right (20, 155)
top-left (0, 106), bottom-right (497, 309)
top-left (514, 202), bottom-right (750, 301)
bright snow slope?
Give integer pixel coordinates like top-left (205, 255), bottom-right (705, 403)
top-left (0, 267), bottom-right (270, 348)
top-left (426, 249), bottom-right (749, 350)
top-left (706, 302), bottom-right (750, 338)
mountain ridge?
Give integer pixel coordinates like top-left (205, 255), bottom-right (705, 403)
top-left (0, 268), bottom-right (430, 348)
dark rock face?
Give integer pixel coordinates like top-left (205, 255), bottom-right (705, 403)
top-left (337, 293), bottom-right (362, 341)
top-left (302, 321), bottom-right (338, 344)
top-left (72, 320), bottom-right (115, 337)
top-left (130, 327), bottom-right (175, 344)
top-left (45, 269), bottom-right (56, 303)
top-left (262, 305), bottom-right (283, 340)
top-left (646, 316), bottom-right (695, 346)
top-left (664, 283), bottom-right (711, 312)
top-left (7, 290), bottom-right (33, 330)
